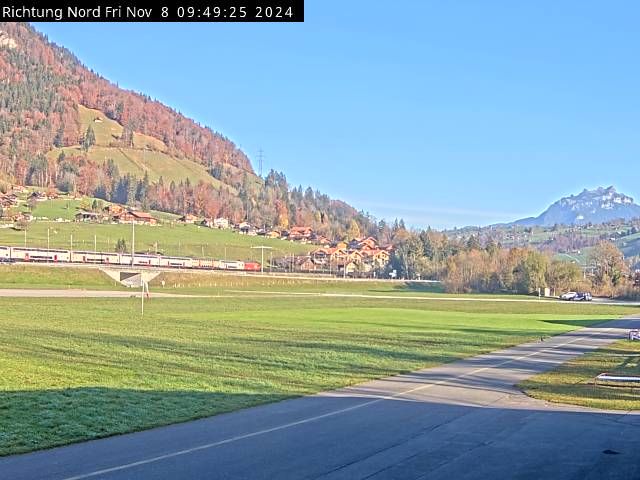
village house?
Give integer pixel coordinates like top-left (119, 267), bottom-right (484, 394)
top-left (295, 256), bottom-right (317, 272)
top-left (103, 204), bottom-right (126, 217)
top-left (13, 212), bottom-right (33, 223)
top-left (311, 247), bottom-right (350, 267)
top-left (337, 259), bottom-right (358, 275)
top-left (213, 217), bottom-right (230, 229)
top-left (362, 248), bottom-right (390, 269)
top-left (0, 193), bottom-right (18, 208)
top-left (114, 210), bottom-right (158, 225)
top-left (237, 222), bottom-right (258, 235)
top-left (178, 213), bottom-right (198, 224)
top-left (28, 191), bottom-right (47, 202)
top-left (74, 210), bottom-right (102, 222)
top-left (287, 226), bottom-right (313, 242)
top-left (311, 234), bottom-right (332, 246)
top-left (350, 236), bottom-right (378, 251)
top-left (348, 250), bottom-right (364, 264)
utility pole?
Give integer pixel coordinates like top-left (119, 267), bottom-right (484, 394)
top-left (251, 246), bottom-right (272, 274)
top-left (141, 280), bottom-right (147, 317)
top-left (131, 220), bottom-right (135, 266)
top-left (258, 148), bottom-right (264, 177)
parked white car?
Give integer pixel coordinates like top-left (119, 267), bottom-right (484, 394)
top-left (560, 291), bottom-right (578, 301)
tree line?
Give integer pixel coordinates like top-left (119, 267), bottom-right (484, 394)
top-left (387, 229), bottom-right (631, 296)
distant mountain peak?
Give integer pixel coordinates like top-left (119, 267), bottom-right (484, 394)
top-left (511, 187), bottom-right (640, 226)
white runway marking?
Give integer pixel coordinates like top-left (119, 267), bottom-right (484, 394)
top-left (226, 289), bottom-right (640, 306)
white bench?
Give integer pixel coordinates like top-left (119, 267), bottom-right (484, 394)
top-left (595, 373), bottom-right (640, 385)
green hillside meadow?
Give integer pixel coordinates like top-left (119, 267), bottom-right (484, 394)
top-left (45, 105), bottom-right (249, 189)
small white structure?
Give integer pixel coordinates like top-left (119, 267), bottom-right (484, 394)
top-left (214, 217), bottom-right (229, 229)
top-left (629, 329), bottom-right (640, 341)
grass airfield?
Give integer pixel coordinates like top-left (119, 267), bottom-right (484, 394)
top-left (0, 265), bottom-right (637, 456)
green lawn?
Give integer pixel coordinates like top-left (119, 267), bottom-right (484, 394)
top-left (520, 339), bottom-right (640, 410)
top-left (0, 265), bottom-right (121, 290)
top-left (0, 221), bottom-right (311, 260)
top-left (0, 264), bottom-right (545, 300)
top-left (0, 294), bottom-right (634, 455)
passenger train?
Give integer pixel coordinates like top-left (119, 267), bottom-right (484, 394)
top-left (0, 246), bottom-right (261, 271)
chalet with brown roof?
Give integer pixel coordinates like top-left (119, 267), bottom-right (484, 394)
top-left (311, 247), bottom-right (349, 266)
top-left (13, 212), bottom-right (32, 223)
top-left (114, 210), bottom-right (157, 225)
top-left (362, 248), bottom-right (390, 268)
top-left (29, 191), bottom-right (47, 202)
top-left (287, 226), bottom-right (313, 242)
top-left (348, 250), bottom-right (364, 263)
top-left (295, 256), bottom-right (317, 272)
top-left (178, 213), bottom-right (198, 224)
top-left (348, 236), bottom-right (378, 251)
top-left (337, 259), bottom-right (358, 275)
top-left (312, 234), bottom-right (331, 245)
top-left (104, 204), bottom-right (126, 216)
top-left (0, 193), bottom-right (18, 208)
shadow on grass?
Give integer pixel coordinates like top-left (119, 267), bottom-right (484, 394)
top-left (0, 388), bottom-right (289, 457)
top-left (541, 318), bottom-right (626, 328)
top-left (369, 281), bottom-right (445, 295)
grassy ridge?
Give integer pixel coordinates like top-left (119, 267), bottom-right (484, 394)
top-left (0, 265), bottom-right (120, 290)
top-left (0, 294), bottom-right (633, 455)
top-left (0, 220), bottom-right (312, 259)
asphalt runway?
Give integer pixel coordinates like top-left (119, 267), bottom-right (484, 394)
top-left (1, 318), bottom-right (639, 480)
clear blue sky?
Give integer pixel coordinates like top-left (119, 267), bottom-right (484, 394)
top-left (33, 1), bottom-right (640, 229)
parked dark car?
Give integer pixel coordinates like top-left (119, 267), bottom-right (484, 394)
top-left (573, 292), bottom-right (592, 301)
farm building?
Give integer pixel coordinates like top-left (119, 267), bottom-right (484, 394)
top-left (74, 211), bottom-right (102, 222)
top-left (178, 214), bottom-right (198, 224)
top-left (114, 210), bottom-right (158, 225)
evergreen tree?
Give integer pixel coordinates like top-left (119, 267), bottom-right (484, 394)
top-left (115, 238), bottom-right (127, 253)
top-left (82, 125), bottom-right (96, 151)
top-left (53, 125), bottom-right (65, 148)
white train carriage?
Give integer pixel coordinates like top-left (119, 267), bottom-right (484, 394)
top-left (11, 247), bottom-right (71, 263)
top-left (122, 254), bottom-right (161, 267)
top-left (220, 260), bottom-right (245, 270)
top-left (159, 256), bottom-right (194, 268)
top-left (71, 251), bottom-right (121, 264)
top-left (0, 246), bottom-right (11, 261)
top-left (192, 258), bottom-right (213, 269)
